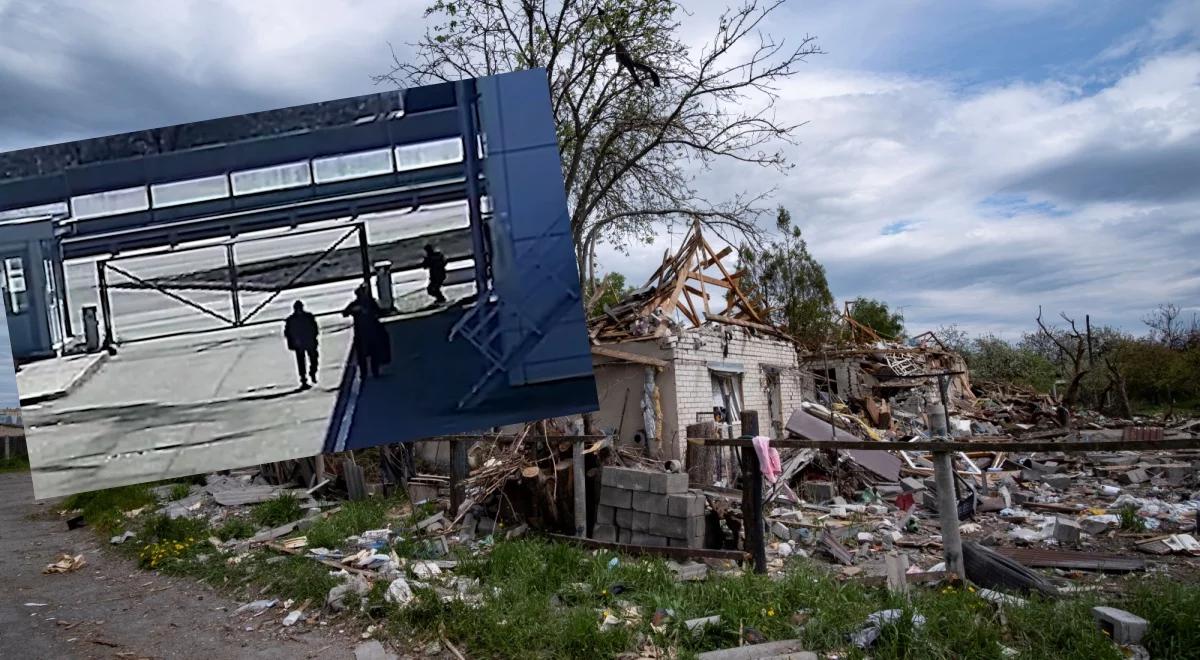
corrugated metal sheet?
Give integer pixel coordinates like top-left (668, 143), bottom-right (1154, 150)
top-left (1122, 426), bottom-right (1164, 443)
top-left (996, 547), bottom-right (1146, 572)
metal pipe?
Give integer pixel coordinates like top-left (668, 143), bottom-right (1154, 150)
top-left (455, 78), bottom-right (488, 297)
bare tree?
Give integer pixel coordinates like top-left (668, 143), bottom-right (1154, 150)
top-left (375, 0), bottom-right (822, 283)
top-left (1143, 302), bottom-right (1183, 349)
top-left (1034, 306), bottom-right (1090, 412)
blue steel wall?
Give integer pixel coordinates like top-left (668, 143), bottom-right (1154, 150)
top-left (476, 69), bottom-right (593, 386)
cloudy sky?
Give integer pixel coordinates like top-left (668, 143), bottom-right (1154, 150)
top-left (0, 0), bottom-right (1197, 349)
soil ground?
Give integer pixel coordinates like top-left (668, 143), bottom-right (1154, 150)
top-left (0, 470), bottom-right (364, 659)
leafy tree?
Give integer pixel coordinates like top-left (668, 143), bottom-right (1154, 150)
top-left (739, 207), bottom-right (834, 347)
top-left (848, 297), bottom-right (905, 340)
top-left (585, 271), bottom-right (634, 317)
top-left (965, 335), bottom-right (1057, 392)
top-left (380, 0), bottom-right (822, 283)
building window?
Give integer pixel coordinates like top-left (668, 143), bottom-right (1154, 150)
top-left (150, 174), bottom-right (230, 208)
top-left (394, 137), bottom-right (463, 172)
top-left (816, 367), bottom-right (840, 400)
top-left (69, 186), bottom-right (150, 220)
top-left (312, 148), bottom-right (394, 183)
top-left (2, 257), bottom-right (28, 315)
top-left (231, 161), bottom-right (312, 196)
top-left (711, 371), bottom-right (744, 437)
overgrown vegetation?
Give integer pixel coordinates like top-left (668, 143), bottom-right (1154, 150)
top-left (63, 486), bottom-right (1200, 659)
top-left (0, 453), bottom-right (29, 473)
top-left (938, 302), bottom-right (1200, 417)
top-left (251, 492), bottom-right (304, 528)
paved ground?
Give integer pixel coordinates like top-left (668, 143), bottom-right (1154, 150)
top-left (16, 352), bottom-right (108, 404)
top-left (23, 316), bottom-right (353, 499)
top-left (0, 471), bottom-right (361, 659)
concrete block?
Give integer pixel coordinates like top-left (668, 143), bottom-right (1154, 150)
top-left (651, 513), bottom-right (704, 540)
top-left (1041, 474), bottom-right (1071, 490)
top-left (1120, 468), bottom-right (1148, 485)
top-left (668, 492), bottom-right (705, 518)
top-left (595, 505), bottom-right (616, 526)
top-left (1092, 606), bottom-right (1148, 645)
top-left (875, 483), bottom-right (903, 497)
top-left (630, 532), bottom-right (669, 547)
top-left (803, 481), bottom-right (836, 502)
top-left (618, 528), bottom-right (632, 544)
top-left (599, 486), bottom-right (633, 509)
top-left (649, 471), bottom-right (689, 495)
top-left (631, 491), bottom-right (671, 515)
top-left (900, 477), bottom-right (926, 492)
top-left (592, 524), bottom-right (617, 543)
top-left (772, 521), bottom-right (791, 540)
top-left (601, 467), bottom-right (652, 492)
top-left (1052, 517), bottom-right (1081, 546)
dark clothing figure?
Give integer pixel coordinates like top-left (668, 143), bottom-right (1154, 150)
top-left (421, 245), bottom-right (448, 304)
top-left (342, 286), bottom-right (391, 379)
top-left (284, 301), bottom-right (319, 388)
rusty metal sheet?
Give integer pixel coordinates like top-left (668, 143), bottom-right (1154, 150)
top-left (1122, 426), bottom-right (1164, 443)
top-left (995, 547), bottom-right (1146, 572)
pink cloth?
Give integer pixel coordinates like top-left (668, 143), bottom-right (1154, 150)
top-left (751, 435), bottom-right (782, 484)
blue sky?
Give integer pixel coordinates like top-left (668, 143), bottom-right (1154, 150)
top-left (0, 0), bottom-right (1197, 343)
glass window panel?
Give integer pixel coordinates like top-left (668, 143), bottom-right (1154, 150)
top-left (150, 175), bottom-right (230, 208)
top-left (70, 187), bottom-right (149, 220)
top-left (394, 138), bottom-right (463, 172)
top-left (231, 161), bottom-right (312, 195)
top-left (312, 148), bottom-right (394, 183)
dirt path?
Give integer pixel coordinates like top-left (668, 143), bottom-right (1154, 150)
top-left (0, 471), bottom-right (369, 660)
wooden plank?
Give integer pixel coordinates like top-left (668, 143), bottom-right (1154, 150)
top-left (697, 233), bottom-right (764, 323)
top-left (995, 547), bottom-right (1146, 572)
top-left (680, 288), bottom-right (701, 326)
top-left (687, 270), bottom-right (733, 289)
top-left (590, 345), bottom-right (668, 368)
top-left (706, 314), bottom-right (788, 338)
top-left (688, 436), bottom-right (1200, 453)
top-left (544, 533), bottom-right (749, 562)
top-left (697, 245), bottom-right (733, 270)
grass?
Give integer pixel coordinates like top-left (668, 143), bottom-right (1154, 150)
top-left (168, 483), bottom-right (192, 501)
top-left (62, 483), bottom-right (158, 533)
top-left (0, 454), bottom-right (30, 473)
top-left (215, 516), bottom-right (258, 541)
top-left (251, 492), bottom-right (304, 528)
top-left (1118, 504), bottom-right (1146, 532)
top-left (305, 497), bottom-right (393, 549)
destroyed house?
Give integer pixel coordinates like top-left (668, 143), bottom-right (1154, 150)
top-left (587, 222), bottom-right (817, 461)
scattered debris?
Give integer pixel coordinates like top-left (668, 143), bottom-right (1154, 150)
top-left (43, 554), bottom-right (86, 574)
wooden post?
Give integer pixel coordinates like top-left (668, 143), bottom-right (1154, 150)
top-left (739, 411), bottom-right (767, 574)
top-left (450, 438), bottom-right (469, 517)
top-left (686, 422), bottom-right (717, 486)
top-left (933, 450), bottom-right (965, 581)
top-left (573, 437), bottom-right (586, 537)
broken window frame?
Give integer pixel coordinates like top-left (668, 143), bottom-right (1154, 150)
top-left (2, 256), bottom-right (28, 315)
top-left (710, 370), bottom-right (744, 438)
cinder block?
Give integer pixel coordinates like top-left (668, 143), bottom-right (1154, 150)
top-left (616, 508), bottom-right (650, 532)
top-left (618, 528), bottom-right (632, 544)
top-left (592, 524), bottom-right (617, 543)
top-left (1041, 474), bottom-right (1071, 490)
top-left (1092, 607), bottom-right (1148, 645)
top-left (1052, 517), bottom-right (1081, 546)
top-left (630, 532), bottom-right (669, 547)
top-left (632, 491), bottom-right (671, 515)
top-left (599, 486), bottom-right (632, 509)
top-left (900, 477), bottom-right (926, 492)
top-left (650, 513), bottom-right (704, 540)
top-left (1119, 468), bottom-right (1148, 485)
top-left (667, 492), bottom-right (705, 518)
top-left (602, 467), bottom-right (652, 492)
top-left (648, 471), bottom-right (689, 495)
top-left (595, 505), bottom-right (616, 526)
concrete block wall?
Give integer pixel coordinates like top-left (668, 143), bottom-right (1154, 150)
top-left (592, 467), bottom-right (704, 548)
top-left (662, 326), bottom-right (813, 458)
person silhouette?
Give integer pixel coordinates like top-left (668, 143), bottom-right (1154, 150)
top-left (420, 243), bottom-right (448, 305)
top-left (284, 300), bottom-right (319, 389)
top-left (342, 285), bottom-right (391, 379)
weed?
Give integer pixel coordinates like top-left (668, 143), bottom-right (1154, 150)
top-left (1123, 577), bottom-right (1200, 659)
top-left (1118, 504), bottom-right (1146, 532)
top-left (168, 482), bottom-right (192, 501)
top-left (305, 498), bottom-right (390, 549)
top-left (252, 492), bottom-right (304, 528)
top-left (215, 516), bottom-right (258, 541)
top-left (61, 484), bottom-right (156, 533)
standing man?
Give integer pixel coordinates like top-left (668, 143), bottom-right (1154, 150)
top-left (284, 300), bottom-right (319, 389)
top-left (342, 285), bottom-right (391, 379)
top-left (421, 243), bottom-right (447, 305)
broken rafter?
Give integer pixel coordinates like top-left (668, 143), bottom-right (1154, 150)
top-left (591, 345), bottom-right (668, 368)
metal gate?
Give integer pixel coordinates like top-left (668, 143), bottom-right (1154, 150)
top-left (96, 221), bottom-right (371, 345)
